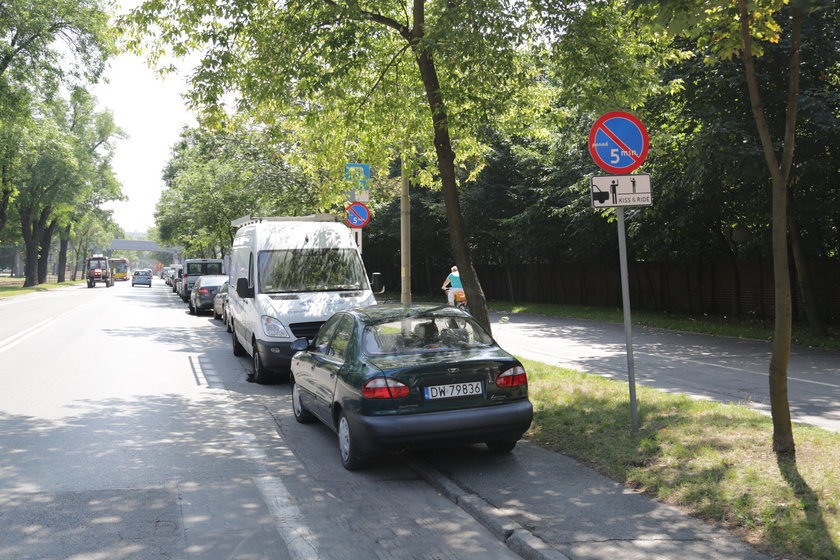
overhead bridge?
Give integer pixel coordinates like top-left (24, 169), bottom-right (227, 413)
top-left (109, 239), bottom-right (183, 255)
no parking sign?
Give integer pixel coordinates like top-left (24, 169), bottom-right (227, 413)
top-left (589, 112), bottom-right (649, 174)
top-left (345, 202), bottom-right (370, 228)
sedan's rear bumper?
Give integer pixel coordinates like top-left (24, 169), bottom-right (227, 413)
top-left (354, 400), bottom-right (533, 453)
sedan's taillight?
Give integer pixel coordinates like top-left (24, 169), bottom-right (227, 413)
top-left (362, 377), bottom-right (410, 399)
top-left (199, 288), bottom-right (210, 295)
top-left (496, 366), bottom-right (527, 388)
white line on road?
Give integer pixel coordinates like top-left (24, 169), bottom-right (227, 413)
top-left (0, 301), bottom-right (94, 356)
top-left (0, 316), bottom-right (60, 355)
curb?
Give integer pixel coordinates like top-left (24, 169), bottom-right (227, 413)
top-left (405, 457), bottom-right (571, 560)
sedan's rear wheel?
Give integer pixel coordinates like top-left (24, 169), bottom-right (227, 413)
top-left (291, 377), bottom-right (315, 424)
top-left (338, 412), bottom-right (367, 471)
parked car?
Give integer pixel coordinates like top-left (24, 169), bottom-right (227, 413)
top-left (131, 269), bottom-right (152, 287)
top-left (212, 280), bottom-right (230, 328)
top-left (189, 274), bottom-right (228, 315)
top-left (168, 264), bottom-right (183, 288)
top-left (228, 216), bottom-right (380, 384)
top-left (180, 259), bottom-right (225, 302)
top-left (289, 304), bottom-right (533, 470)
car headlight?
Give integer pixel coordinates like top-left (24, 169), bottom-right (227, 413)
top-left (261, 316), bottom-right (290, 338)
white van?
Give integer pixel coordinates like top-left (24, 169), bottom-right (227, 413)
top-left (227, 215), bottom-right (380, 383)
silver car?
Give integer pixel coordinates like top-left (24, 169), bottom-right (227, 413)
top-left (189, 275), bottom-right (228, 315)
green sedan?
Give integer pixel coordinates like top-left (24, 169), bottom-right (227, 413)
top-left (290, 304), bottom-right (533, 470)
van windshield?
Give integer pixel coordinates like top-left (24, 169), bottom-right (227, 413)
top-left (258, 248), bottom-right (368, 293)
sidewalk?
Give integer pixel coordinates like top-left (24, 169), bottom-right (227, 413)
top-left (406, 441), bottom-right (771, 560)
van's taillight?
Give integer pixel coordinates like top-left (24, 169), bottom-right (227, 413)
top-left (362, 377), bottom-right (410, 399)
top-left (496, 366), bottom-right (527, 388)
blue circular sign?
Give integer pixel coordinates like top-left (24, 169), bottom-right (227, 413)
top-left (346, 202), bottom-right (370, 228)
top-left (589, 112), bottom-right (649, 174)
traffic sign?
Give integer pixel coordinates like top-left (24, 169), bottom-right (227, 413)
top-left (589, 112), bottom-right (649, 174)
top-left (345, 202), bottom-right (370, 228)
top-left (590, 174), bottom-right (652, 209)
top-left (345, 163), bottom-right (370, 202)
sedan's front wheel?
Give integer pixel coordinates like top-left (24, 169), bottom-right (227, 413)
top-left (291, 377), bottom-right (315, 424)
top-left (338, 412), bottom-right (367, 471)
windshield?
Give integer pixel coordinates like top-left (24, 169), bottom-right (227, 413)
top-left (362, 314), bottom-right (494, 356)
top-left (89, 259), bottom-right (107, 269)
top-left (258, 248), bottom-right (368, 293)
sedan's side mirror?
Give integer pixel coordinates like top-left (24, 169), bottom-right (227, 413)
top-left (370, 272), bottom-right (385, 294)
top-left (291, 338), bottom-right (310, 352)
top-left (236, 277), bottom-right (254, 299)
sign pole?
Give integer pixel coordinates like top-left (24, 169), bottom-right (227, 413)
top-left (616, 208), bottom-right (639, 432)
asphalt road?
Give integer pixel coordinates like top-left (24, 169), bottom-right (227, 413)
top-left (489, 310), bottom-right (840, 432)
top-left (0, 283), bottom-right (832, 560)
top-left (0, 282), bottom-right (519, 560)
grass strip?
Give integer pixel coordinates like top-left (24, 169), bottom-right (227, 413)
top-left (523, 357), bottom-right (840, 560)
top-left (0, 278), bottom-right (85, 298)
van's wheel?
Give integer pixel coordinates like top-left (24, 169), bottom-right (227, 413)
top-left (231, 323), bottom-right (246, 357)
top-left (338, 412), bottom-right (367, 471)
top-left (291, 376), bottom-right (315, 424)
top-left (252, 342), bottom-right (271, 384)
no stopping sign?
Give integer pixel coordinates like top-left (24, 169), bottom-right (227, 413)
top-left (589, 112), bottom-right (649, 174)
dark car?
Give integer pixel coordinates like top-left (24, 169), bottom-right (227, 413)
top-left (131, 269), bottom-right (152, 287)
top-left (290, 304), bottom-right (533, 470)
top-left (212, 280), bottom-right (230, 329)
top-left (189, 274), bottom-right (228, 315)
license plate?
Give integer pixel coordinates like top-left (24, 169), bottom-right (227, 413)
top-left (424, 381), bottom-right (483, 400)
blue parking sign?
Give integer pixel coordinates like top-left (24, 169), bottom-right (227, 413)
top-left (346, 202), bottom-right (370, 228)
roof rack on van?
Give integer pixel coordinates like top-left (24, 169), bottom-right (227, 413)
top-left (230, 214), bottom-right (340, 228)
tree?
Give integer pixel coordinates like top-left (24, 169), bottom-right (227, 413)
top-left (123, 0), bottom-right (548, 333)
top-left (628, 0), bottom-right (836, 456)
top-left (155, 123), bottom-right (318, 256)
top-left (16, 88), bottom-right (121, 286)
top-left (0, 0), bottom-right (113, 234)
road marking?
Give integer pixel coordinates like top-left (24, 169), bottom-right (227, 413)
top-left (0, 301), bottom-right (94, 356)
top-left (0, 316), bottom-right (60, 355)
top-left (214, 401), bottom-right (321, 559)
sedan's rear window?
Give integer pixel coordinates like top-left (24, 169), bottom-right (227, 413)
top-left (362, 315), bottom-right (493, 356)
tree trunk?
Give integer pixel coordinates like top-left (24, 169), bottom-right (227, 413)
top-left (57, 223), bottom-right (72, 283)
top-left (739, 0), bottom-right (800, 456)
top-left (411, 37), bottom-right (491, 333)
top-left (37, 218), bottom-right (57, 284)
top-left (21, 210), bottom-right (40, 288)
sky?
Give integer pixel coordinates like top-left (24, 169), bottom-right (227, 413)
top-left (91, 52), bottom-right (197, 235)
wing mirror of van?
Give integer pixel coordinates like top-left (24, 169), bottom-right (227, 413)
top-left (370, 272), bottom-right (385, 294)
top-left (236, 277), bottom-right (254, 298)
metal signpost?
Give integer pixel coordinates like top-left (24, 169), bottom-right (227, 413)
top-left (589, 112), bottom-right (651, 432)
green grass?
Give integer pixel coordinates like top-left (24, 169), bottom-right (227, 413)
top-left (0, 276), bottom-right (84, 297)
top-left (486, 300), bottom-right (840, 352)
top-left (524, 358), bottom-right (840, 560)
